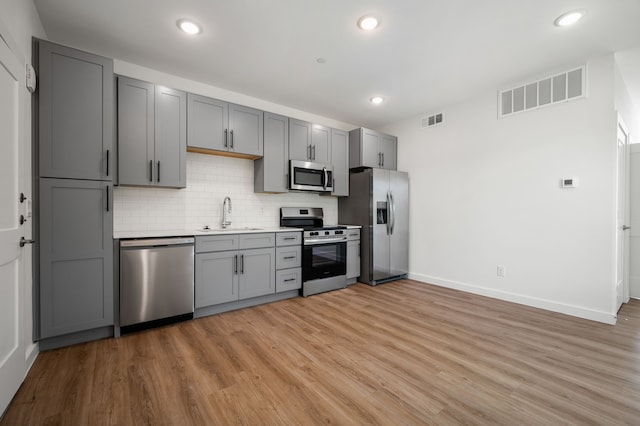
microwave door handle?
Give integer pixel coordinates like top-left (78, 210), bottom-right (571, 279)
top-left (323, 167), bottom-right (328, 190)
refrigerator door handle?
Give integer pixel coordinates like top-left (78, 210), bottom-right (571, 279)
top-left (386, 191), bottom-right (391, 235)
top-left (390, 191), bottom-right (396, 235)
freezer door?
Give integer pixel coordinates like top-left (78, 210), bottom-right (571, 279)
top-left (389, 171), bottom-right (409, 277)
top-left (372, 169), bottom-right (390, 281)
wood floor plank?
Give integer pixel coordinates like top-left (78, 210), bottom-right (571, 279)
top-left (2, 279), bottom-right (640, 425)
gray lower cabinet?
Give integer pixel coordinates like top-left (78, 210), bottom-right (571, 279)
top-left (36, 39), bottom-right (114, 181)
top-left (346, 229), bottom-right (361, 284)
top-left (118, 76), bottom-right (186, 188)
top-left (349, 127), bottom-right (397, 170)
top-left (331, 128), bottom-right (349, 196)
top-left (275, 231), bottom-right (301, 292)
top-left (187, 93), bottom-right (264, 157)
top-left (195, 233), bottom-right (276, 308)
top-left (39, 178), bottom-right (114, 338)
top-left (254, 112), bottom-right (289, 193)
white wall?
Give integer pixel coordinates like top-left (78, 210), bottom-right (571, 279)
top-left (381, 55), bottom-right (619, 324)
top-left (111, 61), bottom-right (353, 232)
top-left (0, 0), bottom-right (46, 387)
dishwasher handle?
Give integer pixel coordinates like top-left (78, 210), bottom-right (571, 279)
top-left (120, 237), bottom-right (195, 248)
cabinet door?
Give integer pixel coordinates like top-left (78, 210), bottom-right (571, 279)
top-left (38, 40), bottom-right (113, 181)
top-left (331, 128), bottom-right (349, 196)
top-left (361, 128), bottom-right (382, 168)
top-left (347, 241), bottom-right (361, 279)
top-left (187, 93), bottom-right (228, 151)
top-left (118, 77), bottom-right (154, 186)
top-left (311, 124), bottom-right (331, 164)
top-left (229, 103), bottom-right (263, 156)
top-left (289, 118), bottom-right (311, 161)
top-left (155, 86), bottom-right (186, 188)
top-left (195, 251), bottom-right (238, 307)
top-left (39, 178), bottom-right (113, 338)
top-left (238, 248), bottom-right (275, 299)
top-left (380, 134), bottom-right (397, 170)
top-left (254, 112), bottom-right (288, 193)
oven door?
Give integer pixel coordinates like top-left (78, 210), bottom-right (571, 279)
top-left (303, 240), bottom-right (346, 282)
top-left (290, 160), bottom-right (333, 192)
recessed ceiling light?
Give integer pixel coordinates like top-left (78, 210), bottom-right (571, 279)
top-left (554, 10), bottom-right (586, 27)
top-left (177, 19), bottom-right (202, 35)
top-left (358, 15), bottom-right (379, 31)
top-left (370, 96), bottom-right (384, 105)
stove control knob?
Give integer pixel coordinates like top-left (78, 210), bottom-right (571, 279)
top-left (310, 232), bottom-right (318, 236)
top-left (325, 231), bottom-right (330, 235)
top-left (335, 230), bottom-right (344, 234)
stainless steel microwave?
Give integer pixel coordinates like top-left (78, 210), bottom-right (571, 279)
top-left (289, 160), bottom-right (333, 192)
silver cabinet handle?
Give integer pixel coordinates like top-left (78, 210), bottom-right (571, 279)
top-left (224, 129), bottom-right (228, 148)
top-left (283, 237), bottom-right (297, 241)
top-left (106, 186), bottom-right (110, 212)
top-left (283, 256), bottom-right (296, 260)
top-left (378, 152), bottom-right (382, 167)
top-left (157, 161), bottom-right (160, 183)
top-left (20, 237), bottom-right (35, 247)
top-left (623, 225), bottom-right (631, 230)
top-left (230, 129), bottom-right (234, 149)
top-left (234, 254), bottom-right (238, 275)
top-left (307, 144), bottom-right (311, 160)
top-left (106, 149), bottom-right (110, 177)
top-left (149, 160), bottom-right (153, 182)
top-left (382, 152), bottom-right (385, 167)
top-left (240, 254), bottom-right (244, 274)
top-left (284, 278), bottom-right (296, 282)
top-left (312, 145), bottom-right (316, 160)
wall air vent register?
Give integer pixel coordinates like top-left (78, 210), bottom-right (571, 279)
top-left (499, 66), bottom-right (585, 118)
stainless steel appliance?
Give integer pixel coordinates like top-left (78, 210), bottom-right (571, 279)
top-left (280, 207), bottom-right (347, 296)
top-left (120, 237), bottom-right (195, 330)
top-left (338, 168), bottom-right (409, 285)
top-left (289, 160), bottom-right (333, 192)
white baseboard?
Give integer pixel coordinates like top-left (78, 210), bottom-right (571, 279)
top-left (409, 272), bottom-right (617, 325)
top-left (24, 342), bottom-right (38, 373)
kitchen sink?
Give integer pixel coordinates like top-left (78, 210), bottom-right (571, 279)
top-left (197, 227), bottom-right (263, 233)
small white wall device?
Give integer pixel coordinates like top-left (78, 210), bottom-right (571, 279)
top-left (561, 177), bottom-right (578, 188)
top-left (26, 63), bottom-right (36, 93)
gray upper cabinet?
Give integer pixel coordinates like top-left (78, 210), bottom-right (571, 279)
top-left (187, 93), bottom-right (263, 157)
top-left (117, 76), bottom-right (186, 188)
top-left (254, 112), bottom-right (289, 193)
top-left (155, 86), bottom-right (187, 187)
top-left (39, 178), bottom-right (113, 339)
top-left (37, 40), bottom-right (114, 181)
top-left (349, 127), bottom-right (398, 170)
top-left (331, 128), bottom-right (349, 196)
top-left (289, 118), bottom-right (331, 164)
top-left (311, 124), bottom-right (331, 164)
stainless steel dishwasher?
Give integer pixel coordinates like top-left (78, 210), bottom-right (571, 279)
top-left (120, 237), bottom-right (194, 329)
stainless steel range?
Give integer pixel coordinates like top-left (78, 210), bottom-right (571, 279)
top-left (280, 207), bottom-right (347, 297)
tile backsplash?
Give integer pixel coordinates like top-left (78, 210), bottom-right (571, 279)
top-left (113, 153), bottom-right (338, 232)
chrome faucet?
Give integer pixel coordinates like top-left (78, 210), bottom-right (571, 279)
top-left (222, 196), bottom-right (232, 228)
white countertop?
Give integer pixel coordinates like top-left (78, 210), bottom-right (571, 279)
top-left (114, 227), bottom-right (303, 240)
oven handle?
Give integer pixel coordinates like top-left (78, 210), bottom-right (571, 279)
top-left (304, 237), bottom-right (347, 245)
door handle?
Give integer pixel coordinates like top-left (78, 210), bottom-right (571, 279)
top-left (382, 152), bottom-right (385, 167)
top-left (149, 160), bottom-right (153, 182)
top-left (224, 129), bottom-right (228, 148)
top-left (157, 161), bottom-right (160, 183)
top-left (307, 144), bottom-right (311, 160)
top-left (106, 149), bottom-right (110, 177)
top-left (230, 130), bottom-right (234, 149)
top-left (20, 237), bottom-right (35, 247)
top-left (386, 192), bottom-right (391, 235)
top-left (378, 152), bottom-right (382, 167)
top-left (389, 192), bottom-right (395, 235)
top-left (623, 225), bottom-right (631, 231)
top-left (323, 167), bottom-right (328, 190)
top-left (234, 254), bottom-right (238, 275)
top-left (312, 145), bottom-right (316, 161)
top-left (240, 254), bottom-right (244, 274)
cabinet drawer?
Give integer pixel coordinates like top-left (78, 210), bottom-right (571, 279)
top-left (276, 246), bottom-right (301, 269)
top-left (347, 229), bottom-right (361, 241)
top-left (239, 233), bottom-right (275, 249)
top-left (196, 235), bottom-right (239, 253)
top-left (276, 232), bottom-right (302, 246)
top-left (276, 268), bottom-right (301, 292)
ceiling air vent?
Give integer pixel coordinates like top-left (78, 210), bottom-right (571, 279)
top-left (499, 66), bottom-right (585, 118)
top-left (420, 112), bottom-right (444, 129)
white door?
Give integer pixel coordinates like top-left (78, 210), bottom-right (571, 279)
top-left (0, 34), bottom-right (28, 414)
top-left (615, 120), bottom-right (630, 311)
top-left (629, 144), bottom-right (640, 299)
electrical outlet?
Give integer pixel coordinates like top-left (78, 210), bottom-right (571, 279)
top-left (497, 265), bottom-right (506, 277)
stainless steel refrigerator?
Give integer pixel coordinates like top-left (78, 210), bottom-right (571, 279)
top-left (338, 168), bottom-right (409, 285)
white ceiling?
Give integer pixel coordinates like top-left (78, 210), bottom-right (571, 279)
top-left (33, 0), bottom-right (640, 128)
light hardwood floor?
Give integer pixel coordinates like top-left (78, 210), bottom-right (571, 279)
top-left (3, 280), bottom-right (640, 425)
